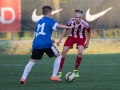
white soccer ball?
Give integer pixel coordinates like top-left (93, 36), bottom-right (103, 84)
top-left (65, 72), bottom-right (76, 82)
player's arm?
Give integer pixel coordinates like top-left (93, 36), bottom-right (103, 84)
top-left (84, 27), bottom-right (91, 49)
top-left (51, 19), bottom-right (74, 30)
top-left (56, 20), bottom-right (72, 46)
top-left (57, 24), bottom-right (74, 29)
top-left (56, 19), bottom-right (73, 46)
top-left (56, 29), bottom-right (67, 46)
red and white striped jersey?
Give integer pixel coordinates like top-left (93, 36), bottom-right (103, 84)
top-left (67, 18), bottom-right (90, 38)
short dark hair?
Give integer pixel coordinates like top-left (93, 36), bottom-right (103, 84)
top-left (42, 5), bottom-right (52, 15)
top-left (75, 9), bottom-right (83, 14)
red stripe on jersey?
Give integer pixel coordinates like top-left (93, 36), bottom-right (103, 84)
top-left (82, 28), bottom-right (86, 38)
top-left (77, 25), bottom-right (81, 37)
top-left (71, 22), bottom-right (76, 37)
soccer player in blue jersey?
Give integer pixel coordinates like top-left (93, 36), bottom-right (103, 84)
top-left (20, 5), bottom-right (74, 84)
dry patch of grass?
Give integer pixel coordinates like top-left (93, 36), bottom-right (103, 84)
top-left (55, 39), bottom-right (120, 54)
top-left (1, 39), bottom-right (119, 54)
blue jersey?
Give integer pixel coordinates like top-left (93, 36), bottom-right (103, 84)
top-left (32, 16), bottom-right (58, 49)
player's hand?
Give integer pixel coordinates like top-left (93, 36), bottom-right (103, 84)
top-left (56, 40), bottom-right (61, 46)
top-left (52, 39), bottom-right (55, 43)
top-left (84, 43), bottom-right (89, 49)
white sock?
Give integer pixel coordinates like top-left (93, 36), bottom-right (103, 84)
top-left (21, 61), bottom-right (35, 80)
top-left (52, 55), bottom-right (62, 77)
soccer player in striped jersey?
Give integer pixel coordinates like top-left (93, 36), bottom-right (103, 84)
top-left (20, 5), bottom-right (74, 84)
top-left (57, 9), bottom-right (91, 78)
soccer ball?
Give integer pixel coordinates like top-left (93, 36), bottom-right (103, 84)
top-left (65, 72), bottom-right (76, 82)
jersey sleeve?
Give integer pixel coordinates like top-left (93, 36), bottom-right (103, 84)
top-left (81, 20), bottom-right (91, 32)
top-left (50, 19), bottom-right (58, 31)
top-left (87, 26), bottom-right (91, 32)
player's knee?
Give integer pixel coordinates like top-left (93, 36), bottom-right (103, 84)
top-left (30, 59), bottom-right (36, 63)
top-left (78, 52), bottom-right (82, 57)
top-left (61, 52), bottom-right (66, 58)
top-left (56, 53), bottom-right (62, 57)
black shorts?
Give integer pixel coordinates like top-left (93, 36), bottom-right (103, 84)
top-left (31, 46), bottom-right (59, 60)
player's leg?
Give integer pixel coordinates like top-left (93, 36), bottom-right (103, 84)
top-left (45, 46), bottom-right (62, 81)
top-left (20, 49), bottom-right (44, 84)
top-left (51, 53), bottom-right (62, 81)
top-left (58, 36), bottom-right (74, 77)
top-left (59, 46), bottom-right (71, 72)
top-left (75, 45), bottom-right (84, 69)
top-left (57, 46), bottom-right (71, 77)
top-left (20, 59), bottom-right (36, 84)
top-left (73, 38), bottom-right (85, 77)
top-left (73, 45), bottom-right (84, 77)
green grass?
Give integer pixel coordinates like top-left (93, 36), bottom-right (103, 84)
top-left (0, 54), bottom-right (120, 90)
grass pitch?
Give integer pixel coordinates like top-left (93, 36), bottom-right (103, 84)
top-left (0, 54), bottom-right (120, 90)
